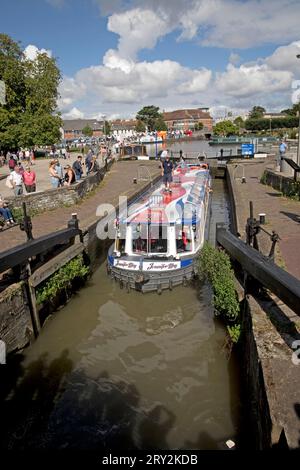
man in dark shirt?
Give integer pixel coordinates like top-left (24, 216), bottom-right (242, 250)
top-left (72, 155), bottom-right (83, 181)
top-left (161, 154), bottom-right (173, 192)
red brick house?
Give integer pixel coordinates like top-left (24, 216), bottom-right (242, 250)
top-left (162, 108), bottom-right (213, 132)
top-left (62, 119), bottom-right (104, 140)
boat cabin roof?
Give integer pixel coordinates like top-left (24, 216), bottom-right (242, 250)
top-left (121, 163), bottom-right (210, 226)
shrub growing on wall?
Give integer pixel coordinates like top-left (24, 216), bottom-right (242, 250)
top-left (36, 255), bottom-right (89, 305)
top-left (199, 242), bottom-right (241, 342)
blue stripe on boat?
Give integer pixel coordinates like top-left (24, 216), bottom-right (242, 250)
top-left (180, 259), bottom-right (193, 268)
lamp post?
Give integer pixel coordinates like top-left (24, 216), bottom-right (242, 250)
top-left (296, 55), bottom-right (300, 165)
top-left (102, 115), bottom-right (108, 163)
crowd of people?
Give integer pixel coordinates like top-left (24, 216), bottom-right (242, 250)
top-left (48, 149), bottom-right (101, 189)
top-left (1, 147), bottom-right (103, 197)
top-left (0, 147), bottom-right (105, 230)
top-left (0, 149), bottom-right (35, 167)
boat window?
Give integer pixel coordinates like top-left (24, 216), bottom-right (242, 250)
top-left (132, 236), bottom-right (147, 253)
top-left (115, 224), bottom-right (126, 253)
top-left (132, 223), bottom-right (167, 254)
top-left (176, 225), bottom-right (192, 253)
top-left (132, 223), bottom-right (148, 254)
top-left (149, 225), bottom-right (167, 253)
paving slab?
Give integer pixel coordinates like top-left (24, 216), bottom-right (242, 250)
top-left (228, 157), bottom-right (300, 279)
top-left (0, 160), bottom-right (161, 252)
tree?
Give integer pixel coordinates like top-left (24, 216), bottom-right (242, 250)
top-left (248, 106), bottom-right (266, 119)
top-left (154, 116), bottom-right (167, 131)
top-left (245, 116), bottom-right (299, 131)
top-left (135, 120), bottom-right (146, 132)
top-left (103, 120), bottom-right (111, 136)
top-left (233, 116), bottom-right (244, 127)
top-left (213, 120), bottom-right (238, 136)
top-left (0, 34), bottom-right (62, 150)
top-left (136, 105), bottom-right (161, 131)
top-left (18, 113), bottom-right (62, 147)
top-left (280, 103), bottom-right (300, 116)
top-left (194, 122), bottom-right (204, 131)
top-left (82, 125), bottom-right (93, 137)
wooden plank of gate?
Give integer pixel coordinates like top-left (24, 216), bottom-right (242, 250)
top-left (29, 243), bottom-right (85, 288)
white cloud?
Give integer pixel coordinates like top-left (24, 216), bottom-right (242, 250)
top-left (62, 107), bottom-right (85, 119)
top-left (24, 44), bottom-right (52, 61)
top-left (107, 8), bottom-right (169, 60)
top-left (216, 63), bottom-right (293, 98)
top-left (96, 0), bottom-right (300, 50)
top-left (265, 41), bottom-right (300, 74)
top-left (59, 36), bottom-right (299, 118)
top-left (58, 77), bottom-right (87, 111)
top-left (58, 1), bottom-right (300, 118)
top-left (177, 69), bottom-right (212, 94)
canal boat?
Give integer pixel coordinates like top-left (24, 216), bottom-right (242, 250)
top-left (114, 143), bottom-right (148, 160)
top-left (140, 134), bottom-right (163, 144)
top-left (107, 161), bottom-right (212, 293)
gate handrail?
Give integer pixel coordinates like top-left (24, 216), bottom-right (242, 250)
top-left (216, 224), bottom-right (300, 316)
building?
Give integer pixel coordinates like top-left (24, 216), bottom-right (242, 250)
top-left (263, 112), bottom-right (287, 119)
top-left (62, 119), bottom-right (104, 140)
top-left (162, 108), bottom-right (213, 132)
top-left (111, 119), bottom-right (137, 139)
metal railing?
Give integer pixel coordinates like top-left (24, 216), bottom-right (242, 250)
top-left (0, 211), bottom-right (82, 274)
top-left (216, 202), bottom-right (300, 316)
top-left (137, 164), bottom-right (153, 187)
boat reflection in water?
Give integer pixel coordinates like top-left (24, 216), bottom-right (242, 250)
top-left (107, 162), bottom-right (212, 292)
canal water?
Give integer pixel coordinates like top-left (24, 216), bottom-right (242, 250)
top-left (1, 180), bottom-right (241, 450)
top-left (146, 139), bottom-right (231, 158)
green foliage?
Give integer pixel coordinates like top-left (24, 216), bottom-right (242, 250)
top-left (213, 120), bottom-right (238, 136)
top-left (280, 103), bottom-right (300, 116)
top-left (82, 125), bottom-right (93, 137)
top-left (199, 242), bottom-right (240, 321)
top-left (12, 206), bottom-right (41, 223)
top-left (261, 170), bottom-right (300, 200)
top-left (18, 113), bottom-right (62, 147)
top-left (155, 115), bottom-right (167, 131)
top-left (23, 52), bottom-right (61, 115)
top-left (0, 33), bottom-right (61, 151)
top-left (136, 105), bottom-right (161, 131)
top-left (36, 255), bottom-right (89, 305)
top-left (194, 121), bottom-right (204, 131)
top-left (248, 106), bottom-right (266, 119)
top-left (233, 116), bottom-right (244, 127)
top-left (103, 120), bottom-right (111, 136)
top-left (135, 120), bottom-right (146, 132)
top-left (284, 181), bottom-right (300, 200)
top-left (11, 207), bottom-right (24, 223)
top-left (245, 116), bottom-right (299, 131)
top-left (227, 324), bottom-right (241, 343)
top-left (260, 171), bottom-right (268, 186)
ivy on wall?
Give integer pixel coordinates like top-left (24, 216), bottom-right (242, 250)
top-left (36, 255), bottom-right (89, 305)
top-left (199, 242), bottom-right (241, 343)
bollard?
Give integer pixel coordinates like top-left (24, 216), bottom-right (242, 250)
top-left (259, 213), bottom-right (266, 224)
top-left (68, 213), bottom-right (79, 230)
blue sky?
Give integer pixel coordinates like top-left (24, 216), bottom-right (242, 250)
top-left (1, 0), bottom-right (300, 118)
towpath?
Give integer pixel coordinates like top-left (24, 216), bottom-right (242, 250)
top-left (227, 156), bottom-right (300, 279)
top-left (0, 160), bottom-right (161, 252)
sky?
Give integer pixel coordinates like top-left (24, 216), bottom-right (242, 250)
top-left (1, 0), bottom-right (300, 120)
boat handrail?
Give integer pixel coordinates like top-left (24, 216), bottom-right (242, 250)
top-left (137, 164), bottom-right (153, 187)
